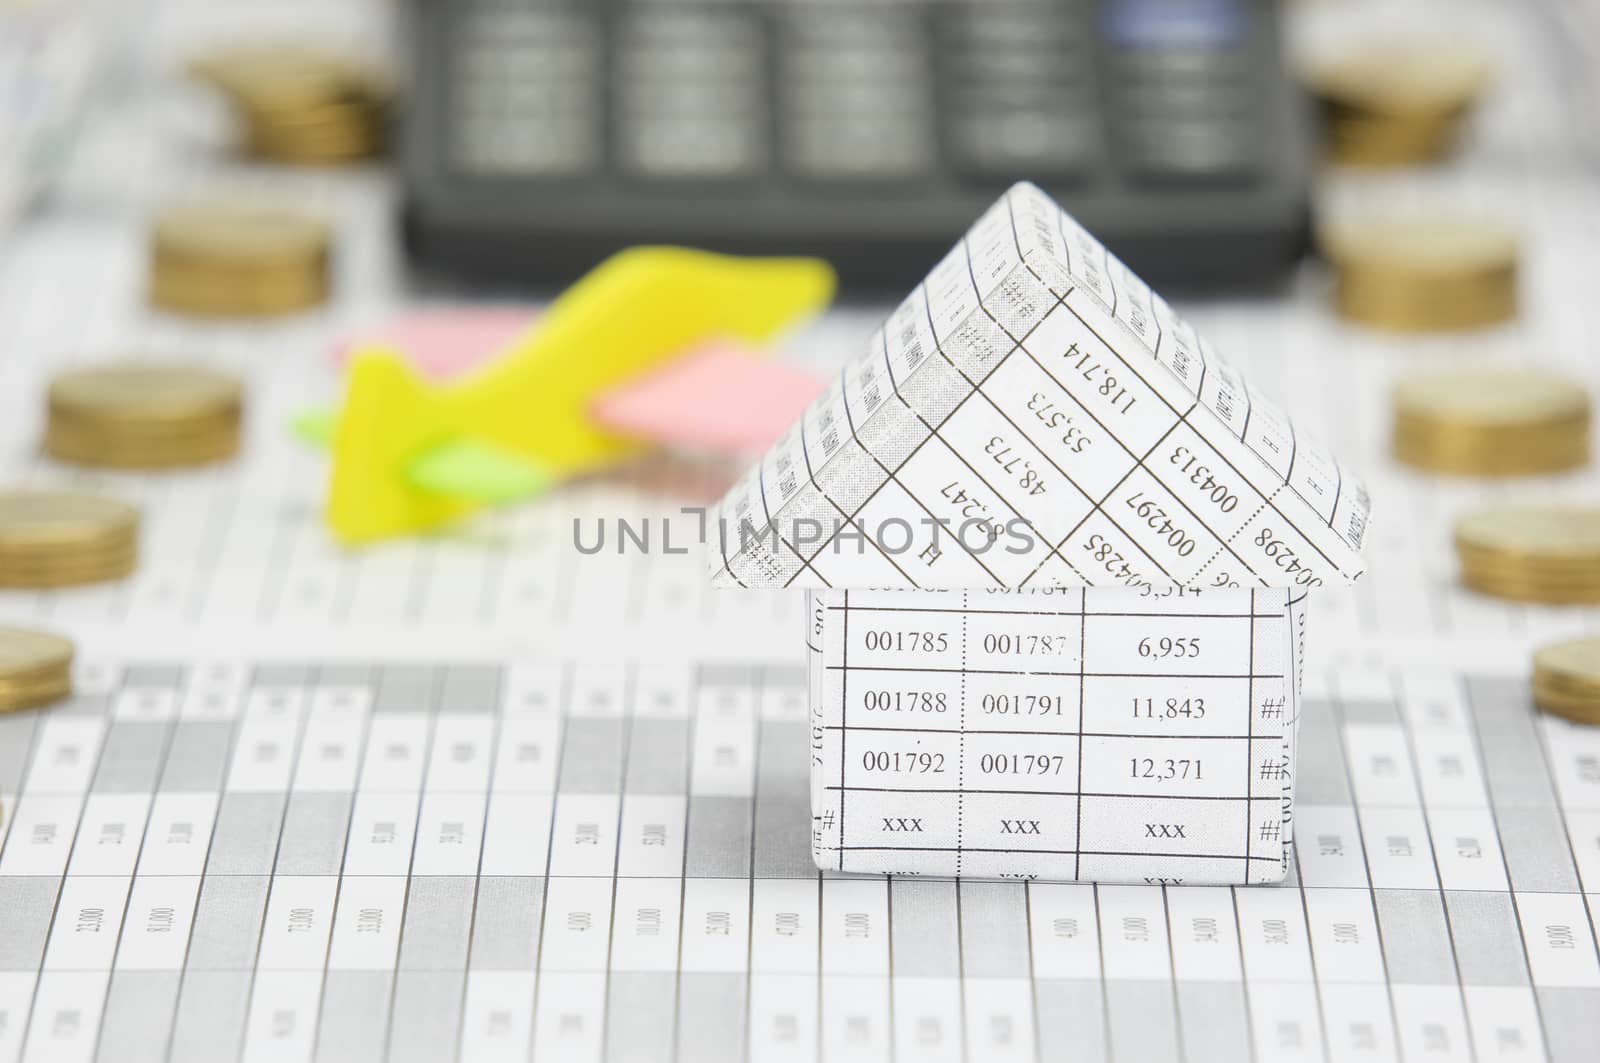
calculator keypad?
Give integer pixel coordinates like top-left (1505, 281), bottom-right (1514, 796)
top-left (780, 12), bottom-right (938, 181)
top-left (414, 0), bottom-right (1303, 291)
top-left (941, 3), bottom-right (1098, 177)
top-left (617, 11), bottom-right (768, 179)
top-left (447, 0), bottom-right (1266, 187)
top-left (451, 6), bottom-right (604, 178)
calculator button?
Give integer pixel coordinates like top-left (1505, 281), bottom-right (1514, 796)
top-left (1117, 82), bottom-right (1252, 120)
top-left (450, 7), bottom-right (603, 177)
top-left (1117, 121), bottom-right (1258, 180)
top-left (939, 2), bottom-right (1094, 178)
top-left (620, 118), bottom-right (766, 180)
top-left (1111, 47), bottom-right (1250, 80)
top-left (948, 111), bottom-right (1099, 177)
top-left (787, 118), bottom-right (937, 181)
top-left (780, 13), bottom-right (937, 181)
top-left (616, 9), bottom-right (767, 179)
top-left (1101, 0), bottom-right (1249, 51)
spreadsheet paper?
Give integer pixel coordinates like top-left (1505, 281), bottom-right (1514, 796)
top-left (1, 656), bottom-right (1599, 1063)
top-left (0, 0), bottom-right (1598, 1060)
top-left (807, 588), bottom-right (1308, 884)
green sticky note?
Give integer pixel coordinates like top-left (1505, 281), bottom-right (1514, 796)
top-left (290, 408), bottom-right (338, 448)
top-left (406, 438), bottom-right (556, 502)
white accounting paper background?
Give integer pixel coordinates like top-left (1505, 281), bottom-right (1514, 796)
top-left (0, 1), bottom-right (1598, 1062)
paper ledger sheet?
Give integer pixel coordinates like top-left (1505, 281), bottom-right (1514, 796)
top-left (808, 588), bottom-right (1308, 883)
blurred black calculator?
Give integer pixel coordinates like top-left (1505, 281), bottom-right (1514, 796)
top-left (398, 0), bottom-right (1311, 291)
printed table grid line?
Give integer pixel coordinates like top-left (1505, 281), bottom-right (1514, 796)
top-left (1319, 683), bottom-right (1395, 1054)
top-left (13, 689), bottom-right (114, 1058)
top-left (1389, 666), bottom-right (1484, 1063)
top-left (86, 694), bottom-right (184, 1063)
top-left (1076, 584), bottom-right (1087, 880)
top-left (826, 787), bottom-right (1283, 801)
top-left (829, 666), bottom-right (1286, 680)
top-left (826, 605), bottom-right (1287, 619)
top-left (1246, 590), bottom-right (1257, 880)
top-left (377, 667), bottom-right (444, 1063)
top-left (958, 591), bottom-right (967, 876)
top-left (828, 847), bottom-right (1253, 862)
top-left (235, 670), bottom-right (324, 1062)
top-left (827, 726), bottom-right (1278, 740)
top-left (596, 662), bottom-right (637, 1063)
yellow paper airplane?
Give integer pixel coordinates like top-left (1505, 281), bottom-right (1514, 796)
top-left (306, 246), bottom-right (834, 544)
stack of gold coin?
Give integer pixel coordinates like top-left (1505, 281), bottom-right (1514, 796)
top-left (0, 626), bottom-right (73, 712)
top-left (45, 364), bottom-right (244, 469)
top-left (1533, 636), bottom-right (1600, 724)
top-left (149, 201), bottom-right (330, 317)
top-left (1304, 43), bottom-right (1492, 167)
top-left (0, 490), bottom-right (139, 588)
top-left (1393, 368), bottom-right (1591, 476)
top-left (192, 45), bottom-right (388, 164)
top-left (1320, 216), bottom-right (1518, 332)
top-left (1454, 505), bottom-right (1600, 604)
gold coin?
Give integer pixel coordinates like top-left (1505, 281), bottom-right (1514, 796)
top-left (149, 258), bottom-right (328, 317)
top-left (0, 491), bottom-right (138, 550)
top-left (1396, 441), bottom-right (1589, 478)
top-left (49, 364), bottom-right (241, 424)
top-left (1335, 286), bottom-right (1517, 332)
top-left (1334, 286), bottom-right (1516, 333)
top-left (0, 625), bottom-right (72, 676)
top-left (1459, 575), bottom-right (1600, 605)
top-left (1533, 636), bottom-right (1600, 724)
top-left (1321, 216), bottom-right (1518, 332)
top-left (0, 537), bottom-right (139, 562)
top-left (1455, 505), bottom-right (1600, 560)
top-left (1454, 552), bottom-right (1600, 582)
top-left (191, 45), bottom-right (388, 166)
top-left (45, 364), bottom-right (243, 468)
top-left (1304, 42), bottom-right (1492, 118)
top-left (1321, 216), bottom-right (1517, 278)
top-left (152, 202), bottom-right (327, 265)
top-left (247, 123), bottom-right (384, 164)
top-left (193, 45), bottom-right (388, 113)
top-left (1392, 368), bottom-right (1591, 475)
top-left (0, 567), bottom-right (136, 590)
top-left (0, 490), bottom-right (139, 588)
top-left (0, 674), bottom-right (72, 712)
top-left (45, 419), bottom-right (242, 450)
top-left (1455, 505), bottom-right (1600, 603)
top-left (0, 557), bottom-right (138, 585)
top-left (1455, 553), bottom-right (1600, 580)
top-left (0, 626), bottom-right (73, 712)
top-left (1325, 118), bottom-right (1460, 168)
top-left (44, 437), bottom-right (239, 470)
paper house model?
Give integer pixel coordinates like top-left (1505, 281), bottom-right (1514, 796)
top-left (708, 183), bottom-right (1371, 886)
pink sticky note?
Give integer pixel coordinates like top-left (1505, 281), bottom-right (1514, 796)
top-left (332, 305), bottom-right (538, 379)
top-left (590, 342), bottom-right (826, 454)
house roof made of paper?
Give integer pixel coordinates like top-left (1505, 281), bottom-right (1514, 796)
top-left (710, 182), bottom-right (1371, 593)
